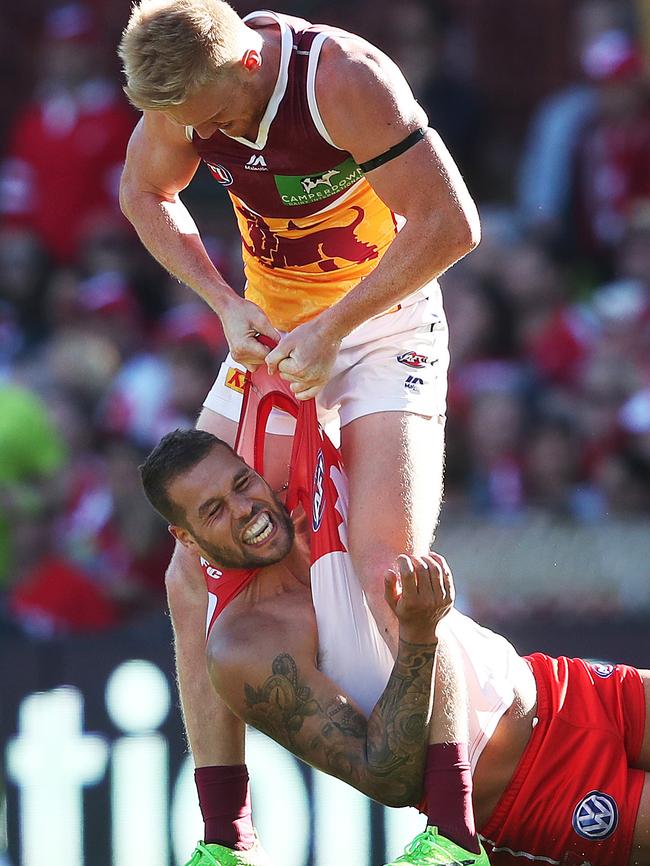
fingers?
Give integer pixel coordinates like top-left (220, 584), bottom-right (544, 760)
top-left (384, 568), bottom-right (401, 612)
top-left (426, 552), bottom-right (455, 606)
top-left (290, 383), bottom-right (322, 401)
top-left (230, 338), bottom-right (269, 371)
top-left (397, 553), bottom-right (453, 608)
top-left (395, 554), bottom-right (418, 597)
top-left (265, 345), bottom-right (283, 374)
top-left (255, 319), bottom-right (281, 342)
top-left (417, 554), bottom-right (454, 613)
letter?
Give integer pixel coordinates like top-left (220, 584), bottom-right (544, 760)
top-left (7, 687), bottom-right (108, 866)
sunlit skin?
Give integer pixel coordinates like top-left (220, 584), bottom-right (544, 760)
top-left (163, 29), bottom-right (281, 141)
top-left (167, 443), bottom-right (294, 569)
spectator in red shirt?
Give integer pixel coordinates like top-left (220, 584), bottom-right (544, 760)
top-left (574, 30), bottom-right (650, 262)
top-left (0, 4), bottom-right (136, 263)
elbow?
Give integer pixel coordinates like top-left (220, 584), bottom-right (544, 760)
top-left (455, 203), bottom-right (481, 257)
top-left (465, 209), bottom-right (481, 252)
top-left (366, 778), bottom-right (422, 809)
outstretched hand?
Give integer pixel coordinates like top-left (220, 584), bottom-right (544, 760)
top-left (384, 553), bottom-right (454, 644)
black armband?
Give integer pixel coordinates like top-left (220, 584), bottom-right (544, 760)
top-left (358, 127), bottom-right (427, 173)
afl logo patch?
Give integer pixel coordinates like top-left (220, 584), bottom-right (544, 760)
top-left (397, 351), bottom-right (430, 368)
top-left (572, 791), bottom-right (618, 840)
top-left (208, 164), bottom-right (234, 186)
top-left (312, 449), bottom-right (325, 531)
top-left (592, 662), bottom-right (615, 678)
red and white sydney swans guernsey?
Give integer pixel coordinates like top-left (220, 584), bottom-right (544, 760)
top-left (201, 368), bottom-right (530, 771)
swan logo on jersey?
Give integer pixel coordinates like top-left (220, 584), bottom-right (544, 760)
top-left (207, 164), bottom-right (234, 186)
top-left (592, 663), bottom-right (615, 678)
top-left (397, 351), bottom-right (430, 368)
top-left (572, 791), bottom-right (618, 840)
top-left (312, 449), bottom-right (325, 531)
top-left (200, 557), bottom-right (223, 580)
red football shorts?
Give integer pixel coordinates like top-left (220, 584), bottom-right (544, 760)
top-left (479, 653), bottom-right (646, 865)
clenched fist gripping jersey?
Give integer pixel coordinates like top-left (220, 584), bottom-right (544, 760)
top-left (201, 368), bottom-right (525, 770)
top-left (188, 11), bottom-right (413, 332)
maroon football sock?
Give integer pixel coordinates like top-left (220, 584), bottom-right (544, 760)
top-left (424, 743), bottom-right (480, 854)
top-left (194, 764), bottom-right (256, 851)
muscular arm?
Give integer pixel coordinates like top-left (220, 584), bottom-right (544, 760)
top-left (120, 112), bottom-right (234, 312)
top-left (166, 541), bottom-right (246, 765)
top-left (314, 36), bottom-right (481, 340)
top-left (120, 112), bottom-right (278, 365)
top-left (209, 628), bottom-right (437, 808)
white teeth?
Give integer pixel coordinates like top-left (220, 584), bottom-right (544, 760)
top-left (243, 513), bottom-right (273, 544)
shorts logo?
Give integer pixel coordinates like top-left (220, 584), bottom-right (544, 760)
top-left (312, 449), bottom-right (325, 531)
top-left (207, 164), bottom-right (234, 186)
top-left (572, 791), bottom-right (618, 840)
top-left (592, 662), bottom-right (615, 678)
top-left (225, 367), bottom-right (245, 394)
top-left (405, 375), bottom-right (424, 392)
top-left (397, 351), bottom-right (430, 368)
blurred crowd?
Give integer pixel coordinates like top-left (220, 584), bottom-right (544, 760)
top-left (0, 0), bottom-right (649, 636)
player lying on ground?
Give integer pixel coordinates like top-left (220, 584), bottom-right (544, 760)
top-left (119, 3), bottom-right (479, 854)
top-left (140, 416), bottom-right (650, 866)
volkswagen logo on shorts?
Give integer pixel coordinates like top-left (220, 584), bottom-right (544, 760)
top-left (572, 791), bottom-right (618, 840)
top-left (312, 449), bottom-right (325, 531)
top-left (592, 662), bottom-right (615, 678)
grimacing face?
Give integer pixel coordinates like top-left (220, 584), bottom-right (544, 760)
top-left (166, 443), bottom-right (294, 569)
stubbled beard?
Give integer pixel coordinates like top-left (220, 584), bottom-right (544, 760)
top-left (196, 503), bottom-right (295, 569)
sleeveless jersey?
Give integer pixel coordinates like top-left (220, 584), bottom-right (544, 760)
top-left (201, 367), bottom-right (523, 770)
top-left (189, 12), bottom-right (404, 331)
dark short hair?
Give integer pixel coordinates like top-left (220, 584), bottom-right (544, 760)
top-left (139, 428), bottom-right (234, 525)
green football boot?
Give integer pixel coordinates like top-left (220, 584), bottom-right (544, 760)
top-left (184, 837), bottom-right (272, 866)
top-left (383, 826), bottom-right (491, 866)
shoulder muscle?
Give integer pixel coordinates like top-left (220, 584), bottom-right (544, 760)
top-left (314, 35), bottom-right (427, 164)
top-left (122, 111), bottom-right (200, 200)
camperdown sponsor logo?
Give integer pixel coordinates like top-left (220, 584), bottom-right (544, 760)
top-left (245, 154), bottom-right (268, 171)
top-left (274, 156), bottom-right (363, 206)
top-left (301, 168), bottom-right (339, 194)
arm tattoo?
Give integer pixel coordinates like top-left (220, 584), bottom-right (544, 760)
top-left (366, 638), bottom-right (437, 800)
top-left (243, 639), bottom-right (437, 805)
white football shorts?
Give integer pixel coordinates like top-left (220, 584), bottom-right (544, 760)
top-left (203, 285), bottom-right (449, 436)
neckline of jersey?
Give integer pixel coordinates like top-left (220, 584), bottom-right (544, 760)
top-left (223, 10), bottom-right (292, 151)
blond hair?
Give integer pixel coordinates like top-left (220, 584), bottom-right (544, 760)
top-left (119, 0), bottom-right (247, 110)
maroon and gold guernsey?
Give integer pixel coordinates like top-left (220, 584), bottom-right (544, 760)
top-left (189, 11), bottom-right (403, 331)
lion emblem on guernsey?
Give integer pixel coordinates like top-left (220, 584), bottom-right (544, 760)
top-left (237, 204), bottom-right (378, 272)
